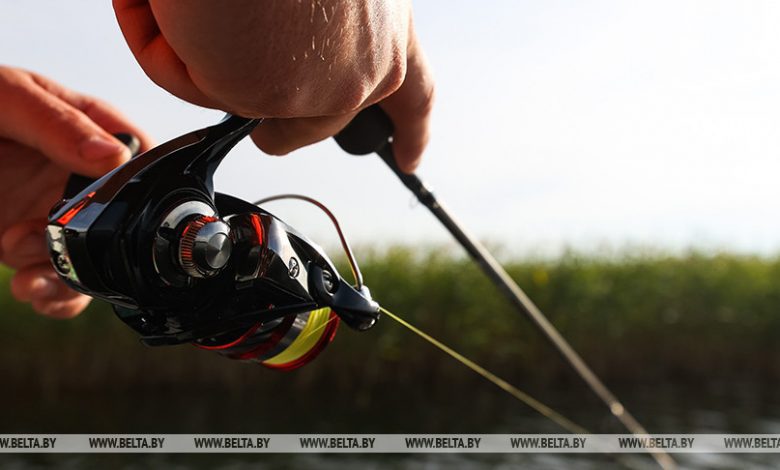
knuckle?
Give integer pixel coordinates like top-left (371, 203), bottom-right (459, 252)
top-left (57, 105), bottom-right (84, 123)
top-left (76, 94), bottom-right (101, 115)
top-left (42, 104), bottom-right (85, 132)
top-left (338, 81), bottom-right (373, 114)
top-left (382, 49), bottom-right (408, 98)
top-left (332, 48), bottom-right (407, 115)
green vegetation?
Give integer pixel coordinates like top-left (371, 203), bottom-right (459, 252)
top-left (3, 248), bottom-right (780, 396)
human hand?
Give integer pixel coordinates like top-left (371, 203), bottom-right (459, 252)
top-left (114, 0), bottom-right (434, 173)
top-left (0, 67), bottom-right (152, 318)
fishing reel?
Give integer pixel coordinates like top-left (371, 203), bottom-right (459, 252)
top-left (46, 115), bottom-right (379, 370)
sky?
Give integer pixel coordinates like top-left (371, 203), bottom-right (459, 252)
top-left (2, 1), bottom-right (780, 256)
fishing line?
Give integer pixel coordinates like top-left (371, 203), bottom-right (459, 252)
top-left (299, 311), bottom-right (340, 341)
top-left (381, 306), bottom-right (667, 470)
top-left (254, 194), bottom-right (363, 287)
top-left (379, 306), bottom-right (588, 435)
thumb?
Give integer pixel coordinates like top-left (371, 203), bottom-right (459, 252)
top-left (0, 69), bottom-right (130, 177)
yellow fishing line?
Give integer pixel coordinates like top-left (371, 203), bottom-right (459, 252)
top-left (298, 311), bottom-right (339, 341)
top-left (264, 308), bottom-right (331, 366)
top-left (380, 306), bottom-right (589, 435)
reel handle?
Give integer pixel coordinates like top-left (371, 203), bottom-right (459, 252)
top-left (335, 105), bottom-right (435, 205)
top-left (334, 105), bottom-right (394, 156)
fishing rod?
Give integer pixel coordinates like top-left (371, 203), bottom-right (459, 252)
top-left (45, 112), bottom-right (672, 468)
top-left (334, 105), bottom-right (675, 470)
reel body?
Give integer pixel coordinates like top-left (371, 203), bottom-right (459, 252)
top-left (46, 115), bottom-right (379, 370)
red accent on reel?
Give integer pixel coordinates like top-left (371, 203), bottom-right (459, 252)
top-left (56, 191), bottom-right (96, 225)
top-left (192, 322), bottom-right (264, 351)
top-left (191, 314), bottom-right (296, 359)
top-left (250, 213), bottom-right (264, 245)
top-left (261, 312), bottom-right (340, 371)
top-left (228, 315), bottom-right (297, 361)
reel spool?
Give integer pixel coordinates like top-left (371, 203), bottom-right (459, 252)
top-left (193, 307), bottom-right (340, 370)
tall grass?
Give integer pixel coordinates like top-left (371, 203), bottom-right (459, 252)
top-left (2, 248), bottom-right (780, 396)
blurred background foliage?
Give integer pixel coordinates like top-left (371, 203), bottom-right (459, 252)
top-left (2, 247), bottom-right (780, 434)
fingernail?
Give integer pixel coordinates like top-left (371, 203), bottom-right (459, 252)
top-left (15, 233), bottom-right (45, 259)
top-left (29, 277), bottom-right (58, 299)
top-left (79, 136), bottom-right (129, 161)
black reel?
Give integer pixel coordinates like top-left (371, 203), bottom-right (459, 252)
top-left (46, 115), bottom-right (379, 370)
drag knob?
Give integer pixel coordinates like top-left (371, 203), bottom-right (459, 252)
top-left (178, 216), bottom-right (233, 278)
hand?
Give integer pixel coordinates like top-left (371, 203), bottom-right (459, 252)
top-left (0, 67), bottom-right (152, 318)
top-left (114, 0), bottom-right (434, 172)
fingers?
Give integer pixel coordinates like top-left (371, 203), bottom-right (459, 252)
top-left (250, 112), bottom-right (358, 156)
top-left (250, 31), bottom-right (433, 171)
top-left (10, 264), bottom-right (90, 318)
top-left (379, 29), bottom-right (435, 174)
top-left (0, 68), bottom-right (132, 178)
top-left (31, 296), bottom-right (92, 319)
top-left (60, 91), bottom-right (156, 153)
top-left (2, 220), bottom-right (90, 318)
top-left (112, 0), bottom-right (221, 110)
top-left (0, 219), bottom-right (49, 269)
top-left (28, 71), bottom-right (154, 148)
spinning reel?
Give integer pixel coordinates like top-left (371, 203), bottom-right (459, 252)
top-left (46, 115), bottom-right (379, 370)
